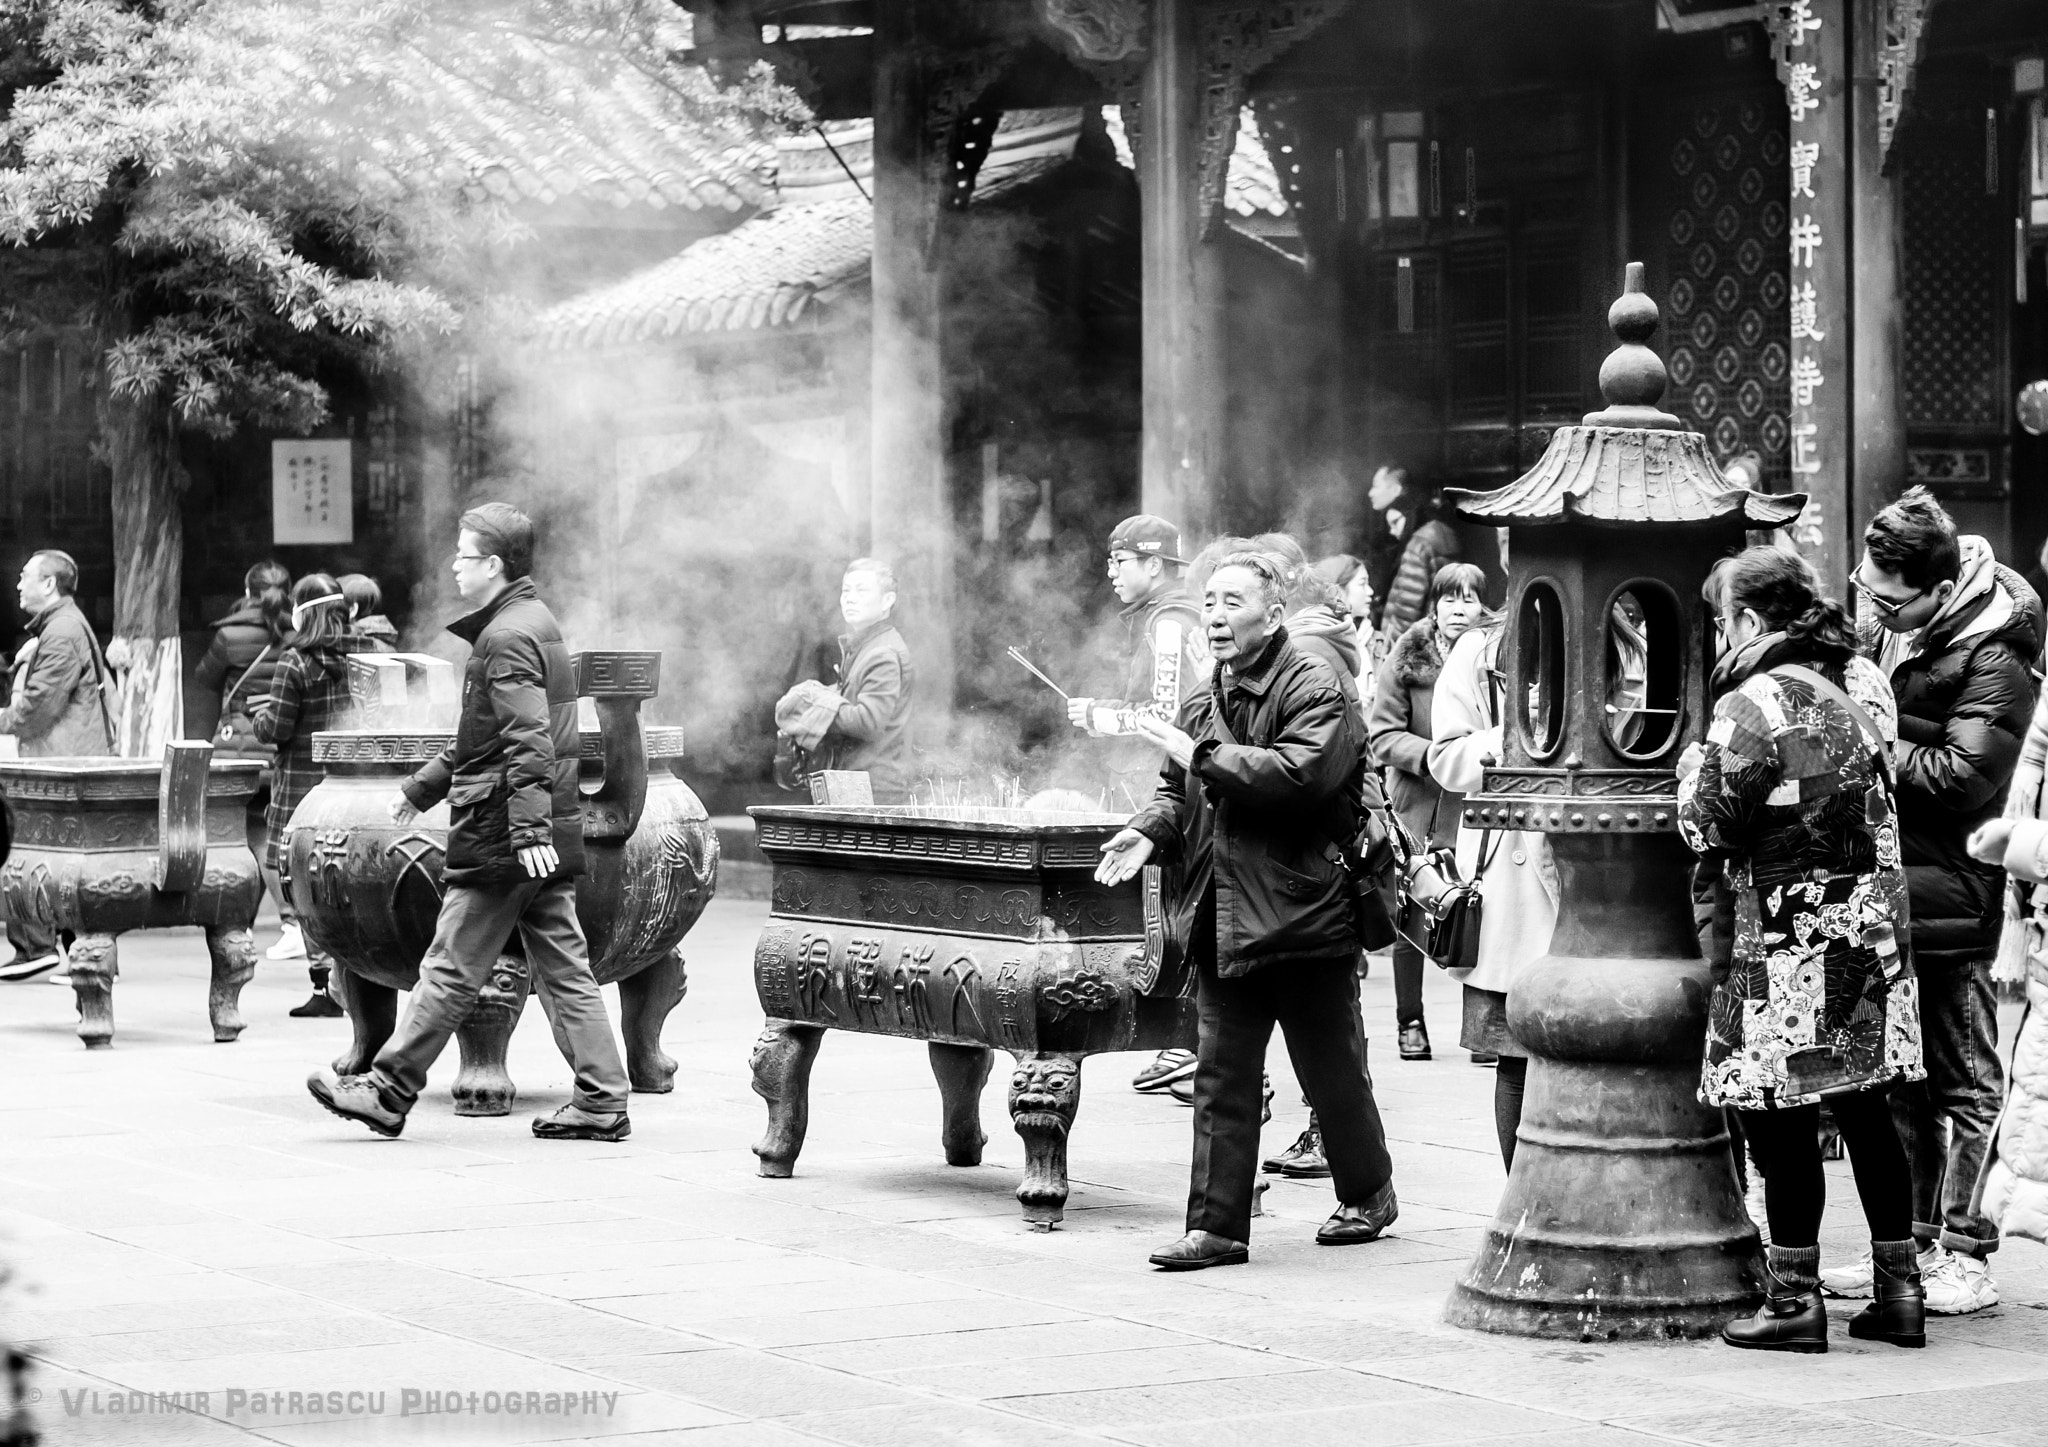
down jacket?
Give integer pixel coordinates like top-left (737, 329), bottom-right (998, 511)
top-left (193, 601), bottom-right (285, 754)
top-left (401, 578), bottom-right (585, 887)
top-left (1863, 540), bottom-right (2043, 970)
top-left (1379, 518), bottom-right (1461, 644)
top-left (1130, 627), bottom-right (1361, 977)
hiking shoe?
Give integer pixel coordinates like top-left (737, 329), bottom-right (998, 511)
top-left (1268, 1126), bottom-right (1331, 1179)
top-left (1923, 1248), bottom-right (1999, 1315)
top-left (266, 923), bottom-right (307, 961)
top-left (306, 1067), bottom-right (405, 1138)
top-left (1264, 1127), bottom-right (1320, 1174)
top-left (532, 1104), bottom-right (631, 1141)
top-left (1133, 1049), bottom-right (1196, 1093)
top-left (0, 953), bottom-right (60, 982)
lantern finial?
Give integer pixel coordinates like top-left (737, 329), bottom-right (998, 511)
top-left (1584, 262), bottom-right (1685, 431)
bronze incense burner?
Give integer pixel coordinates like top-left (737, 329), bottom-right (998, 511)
top-left (747, 803), bottom-right (1195, 1228)
top-left (0, 742), bottom-right (264, 1047)
top-left (284, 652), bottom-right (719, 1114)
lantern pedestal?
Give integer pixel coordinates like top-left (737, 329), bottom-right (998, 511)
top-left (1445, 832), bottom-right (1760, 1340)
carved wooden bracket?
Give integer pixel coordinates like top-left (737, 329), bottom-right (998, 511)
top-left (1876, 0), bottom-right (1935, 162)
top-left (1193, 0), bottom-right (1350, 239)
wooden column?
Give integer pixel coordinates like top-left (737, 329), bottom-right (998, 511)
top-left (1139, 0), bottom-right (1226, 541)
top-left (870, 0), bottom-right (955, 714)
top-left (1772, 0), bottom-right (1852, 587)
top-left (1850, 0), bottom-right (1905, 546)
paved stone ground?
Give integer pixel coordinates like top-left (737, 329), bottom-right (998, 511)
top-left (2, 897), bottom-right (2044, 1447)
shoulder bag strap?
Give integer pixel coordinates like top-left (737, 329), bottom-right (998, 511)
top-left (219, 644), bottom-right (276, 718)
top-left (1769, 663), bottom-right (1894, 795)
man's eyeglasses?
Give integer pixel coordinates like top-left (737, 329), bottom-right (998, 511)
top-left (1105, 551), bottom-right (1143, 574)
top-left (450, 551), bottom-right (489, 567)
top-left (1857, 575), bottom-right (1925, 618)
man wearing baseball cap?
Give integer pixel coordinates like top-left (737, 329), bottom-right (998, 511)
top-left (1066, 514), bottom-right (1211, 1096)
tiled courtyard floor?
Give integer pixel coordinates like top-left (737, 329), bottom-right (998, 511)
top-left (3, 896), bottom-right (2044, 1446)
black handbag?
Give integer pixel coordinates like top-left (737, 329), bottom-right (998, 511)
top-left (1394, 795), bottom-right (1500, 971)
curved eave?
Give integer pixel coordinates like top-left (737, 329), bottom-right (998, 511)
top-left (1446, 425), bottom-right (1810, 528)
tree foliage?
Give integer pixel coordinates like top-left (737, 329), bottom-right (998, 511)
top-left (0, 0), bottom-right (800, 436)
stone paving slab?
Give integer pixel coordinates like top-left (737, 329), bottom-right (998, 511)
top-left (3, 900), bottom-right (2044, 1447)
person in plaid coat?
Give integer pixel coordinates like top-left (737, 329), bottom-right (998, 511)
top-left (1677, 546), bottom-right (1924, 1354)
top-left (254, 574), bottom-right (357, 1016)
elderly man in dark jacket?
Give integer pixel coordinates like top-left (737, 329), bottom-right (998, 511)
top-left (1099, 547), bottom-right (1398, 1270)
top-left (1, 549), bottom-right (112, 977)
top-left (307, 503), bottom-right (630, 1142)
top-left (1834, 488), bottom-right (2043, 1314)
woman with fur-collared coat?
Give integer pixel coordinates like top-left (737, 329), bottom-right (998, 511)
top-left (1370, 563), bottom-right (1490, 1060)
top-left (1427, 619), bottom-right (1558, 1160)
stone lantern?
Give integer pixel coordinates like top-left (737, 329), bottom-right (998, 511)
top-left (1440, 263), bottom-right (1807, 1340)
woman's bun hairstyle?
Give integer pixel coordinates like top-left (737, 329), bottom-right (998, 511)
top-left (1725, 546), bottom-right (1857, 662)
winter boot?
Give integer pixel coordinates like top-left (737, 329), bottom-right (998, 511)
top-left (1721, 1244), bottom-right (1827, 1353)
top-left (1847, 1239), bottom-right (1927, 1348)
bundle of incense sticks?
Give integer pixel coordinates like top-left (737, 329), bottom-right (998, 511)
top-left (1004, 646), bottom-right (1068, 700)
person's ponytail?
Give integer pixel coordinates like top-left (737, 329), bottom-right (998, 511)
top-left (245, 560), bottom-right (291, 645)
top-left (1783, 595), bottom-right (1857, 663)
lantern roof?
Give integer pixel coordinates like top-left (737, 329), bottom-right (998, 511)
top-left (1446, 263), bottom-right (1808, 529)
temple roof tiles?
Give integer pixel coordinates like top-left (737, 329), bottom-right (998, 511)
top-left (1445, 426), bottom-right (1809, 527)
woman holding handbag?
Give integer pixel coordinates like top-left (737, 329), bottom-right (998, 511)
top-left (1370, 562), bottom-right (1490, 1061)
top-left (254, 575), bottom-right (357, 1020)
top-left (1677, 546), bottom-right (1924, 1353)
top-left (1426, 610), bottom-right (1558, 1157)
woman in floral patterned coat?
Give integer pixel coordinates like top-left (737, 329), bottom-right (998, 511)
top-left (1677, 547), bottom-right (1925, 1354)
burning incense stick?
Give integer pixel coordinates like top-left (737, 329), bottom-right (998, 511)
top-left (1005, 646), bottom-right (1069, 700)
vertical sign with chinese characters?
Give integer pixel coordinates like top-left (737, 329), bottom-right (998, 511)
top-left (1768, 0), bottom-right (1850, 585)
top-left (272, 439), bottom-right (354, 545)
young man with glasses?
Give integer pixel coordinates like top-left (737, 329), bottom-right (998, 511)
top-left (307, 503), bottom-right (633, 1142)
top-left (1062, 515), bottom-right (1211, 1096)
top-left (1827, 487), bottom-right (2043, 1314)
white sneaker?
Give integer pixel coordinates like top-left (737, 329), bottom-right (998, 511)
top-left (1923, 1249), bottom-right (1999, 1315)
top-left (266, 923), bottom-right (307, 961)
top-left (1820, 1249), bottom-right (1874, 1298)
top-left (1823, 1243), bottom-right (1939, 1298)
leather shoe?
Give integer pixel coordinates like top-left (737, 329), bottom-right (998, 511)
top-left (1317, 1181), bottom-right (1398, 1245)
top-left (1847, 1250), bottom-right (1926, 1347)
top-left (1263, 1126), bottom-right (1330, 1177)
top-left (1721, 1290), bottom-right (1828, 1352)
top-left (290, 990), bottom-right (345, 1018)
top-left (1148, 1230), bottom-right (1249, 1271)
top-left (532, 1104), bottom-right (632, 1141)
top-left (1398, 1022), bottom-right (1431, 1060)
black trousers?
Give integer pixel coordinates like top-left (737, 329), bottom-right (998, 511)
top-left (1188, 953), bottom-right (1395, 1240)
top-left (1739, 1086), bottom-right (1912, 1250)
top-left (1392, 936), bottom-right (1427, 1028)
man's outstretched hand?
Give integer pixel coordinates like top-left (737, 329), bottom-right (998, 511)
top-left (1095, 827), bottom-right (1156, 885)
top-left (388, 794), bottom-right (419, 825)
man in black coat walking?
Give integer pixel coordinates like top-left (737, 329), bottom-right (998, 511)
top-left (307, 503), bottom-right (631, 1141)
top-left (1840, 488), bottom-right (2043, 1314)
top-left (1098, 547), bottom-right (1398, 1270)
